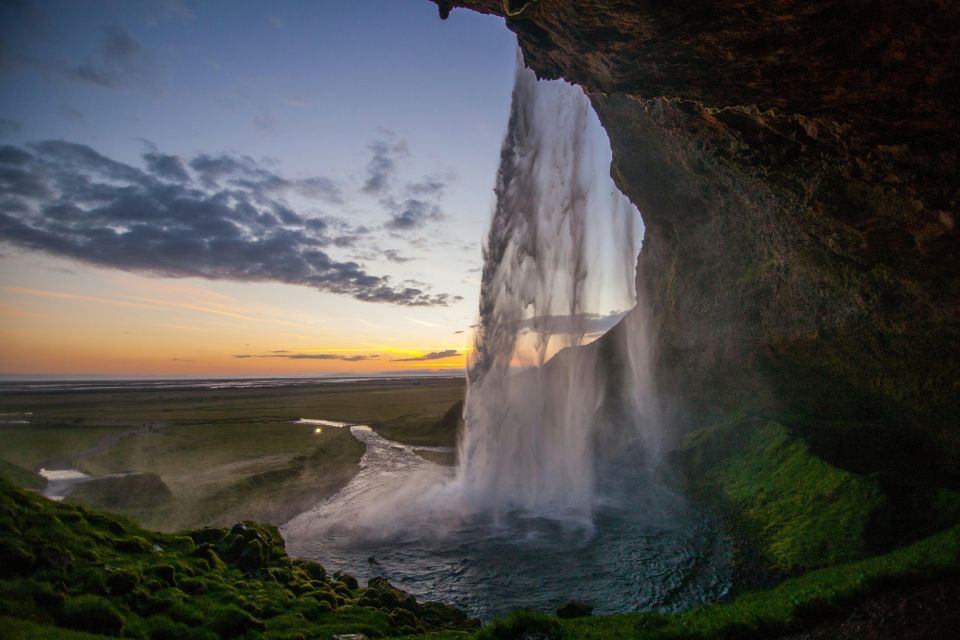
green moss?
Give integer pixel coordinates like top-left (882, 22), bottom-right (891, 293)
top-left (556, 523), bottom-right (960, 639)
top-left (678, 418), bottom-right (885, 572)
top-left (59, 594), bottom-right (126, 636)
top-left (0, 477), bottom-right (477, 639)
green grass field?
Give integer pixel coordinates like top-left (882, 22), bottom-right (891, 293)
top-left (0, 378), bottom-right (464, 529)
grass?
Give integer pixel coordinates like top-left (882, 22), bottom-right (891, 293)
top-left (3, 424), bottom-right (960, 639)
top-left (372, 399), bottom-right (463, 447)
top-left (0, 477), bottom-right (478, 639)
top-left (0, 458), bottom-right (45, 490)
top-left (554, 523), bottom-right (960, 639)
top-left (0, 379), bottom-right (464, 530)
top-left (675, 417), bottom-right (887, 573)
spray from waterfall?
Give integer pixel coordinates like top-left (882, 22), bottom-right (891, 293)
top-left (284, 54), bottom-right (666, 543)
top-left (456, 54), bottom-right (664, 525)
top-left (280, 55), bottom-right (734, 614)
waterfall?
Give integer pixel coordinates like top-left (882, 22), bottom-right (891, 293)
top-left (455, 54), bottom-right (663, 526)
top-left (280, 58), bottom-right (735, 616)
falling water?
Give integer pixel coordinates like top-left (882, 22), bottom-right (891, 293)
top-left (282, 55), bottom-right (732, 618)
top-left (457, 56), bottom-right (663, 526)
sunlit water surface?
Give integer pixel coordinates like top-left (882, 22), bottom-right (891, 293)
top-left (282, 426), bottom-right (732, 619)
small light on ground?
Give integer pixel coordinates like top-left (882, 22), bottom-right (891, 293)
top-left (314, 427), bottom-right (322, 434)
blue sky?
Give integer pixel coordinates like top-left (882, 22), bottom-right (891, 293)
top-left (0, 1), bottom-right (635, 377)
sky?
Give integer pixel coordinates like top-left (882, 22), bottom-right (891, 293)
top-left (0, 0), bottom-right (634, 378)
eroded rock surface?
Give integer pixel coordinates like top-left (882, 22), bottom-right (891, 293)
top-left (434, 0), bottom-right (959, 483)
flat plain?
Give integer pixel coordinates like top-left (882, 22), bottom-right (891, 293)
top-left (0, 377), bottom-right (465, 530)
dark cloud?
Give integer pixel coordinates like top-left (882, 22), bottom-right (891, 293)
top-left (187, 152), bottom-right (342, 203)
top-left (0, 139), bottom-right (460, 306)
top-left (362, 138), bottom-right (407, 195)
top-left (384, 197), bottom-right (444, 231)
top-left (392, 349), bottom-right (459, 362)
top-left (234, 352), bottom-right (377, 362)
top-left (407, 177), bottom-right (446, 196)
top-left (143, 152), bottom-right (190, 183)
top-left (358, 136), bottom-right (451, 238)
top-left (65, 26), bottom-right (155, 90)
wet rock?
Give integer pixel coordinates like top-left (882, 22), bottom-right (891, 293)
top-left (419, 600), bottom-right (481, 629)
top-left (334, 571), bottom-right (359, 590)
top-left (302, 559), bottom-right (326, 581)
top-left (360, 576), bottom-right (418, 613)
top-left (556, 600), bottom-right (593, 618)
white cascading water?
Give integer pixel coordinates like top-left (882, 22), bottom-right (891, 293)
top-left (282, 54), bottom-right (731, 618)
top-left (456, 55), bottom-right (663, 526)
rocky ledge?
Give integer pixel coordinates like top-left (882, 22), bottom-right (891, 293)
top-left (433, 0), bottom-right (960, 485)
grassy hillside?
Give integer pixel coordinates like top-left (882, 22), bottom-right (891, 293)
top-left (674, 416), bottom-right (960, 575)
top-left (0, 478), bottom-right (477, 639)
top-left (2, 474), bottom-right (957, 639)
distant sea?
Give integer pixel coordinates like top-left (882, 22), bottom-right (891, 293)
top-left (0, 373), bottom-right (464, 394)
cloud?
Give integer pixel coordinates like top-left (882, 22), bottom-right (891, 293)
top-left (383, 197), bottom-right (445, 231)
top-left (234, 352), bottom-right (377, 362)
top-left (65, 26), bottom-right (157, 90)
top-left (0, 140), bottom-right (461, 306)
top-left (362, 138), bottom-right (407, 195)
top-left (358, 136), bottom-right (452, 238)
top-left (407, 177), bottom-right (446, 196)
top-left (143, 152), bottom-right (190, 183)
top-left (186, 152), bottom-right (342, 202)
top-left (392, 349), bottom-right (460, 362)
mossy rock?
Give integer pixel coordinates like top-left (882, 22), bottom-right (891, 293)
top-left (478, 610), bottom-right (563, 640)
top-left (208, 603), bottom-right (264, 637)
top-left (333, 571), bottom-right (359, 590)
top-left (104, 568), bottom-right (139, 594)
top-left (58, 594), bottom-right (126, 635)
top-left (419, 600), bottom-right (478, 629)
top-left (302, 559), bottom-right (326, 581)
top-left (556, 600), bottom-right (592, 619)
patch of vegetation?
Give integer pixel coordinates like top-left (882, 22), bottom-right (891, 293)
top-left (3, 470), bottom-right (959, 640)
top-left (0, 478), bottom-right (479, 639)
top-left (0, 458), bottom-right (45, 490)
top-left (373, 399), bottom-right (463, 448)
top-left (554, 523), bottom-right (960, 639)
top-left (67, 473), bottom-right (173, 513)
top-left (0, 379), bottom-right (463, 530)
top-left (675, 417), bottom-right (887, 573)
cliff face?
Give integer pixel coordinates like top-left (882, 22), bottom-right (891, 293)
top-left (434, 1), bottom-right (960, 483)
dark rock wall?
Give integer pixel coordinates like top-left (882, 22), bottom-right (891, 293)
top-left (433, 1), bottom-right (959, 482)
